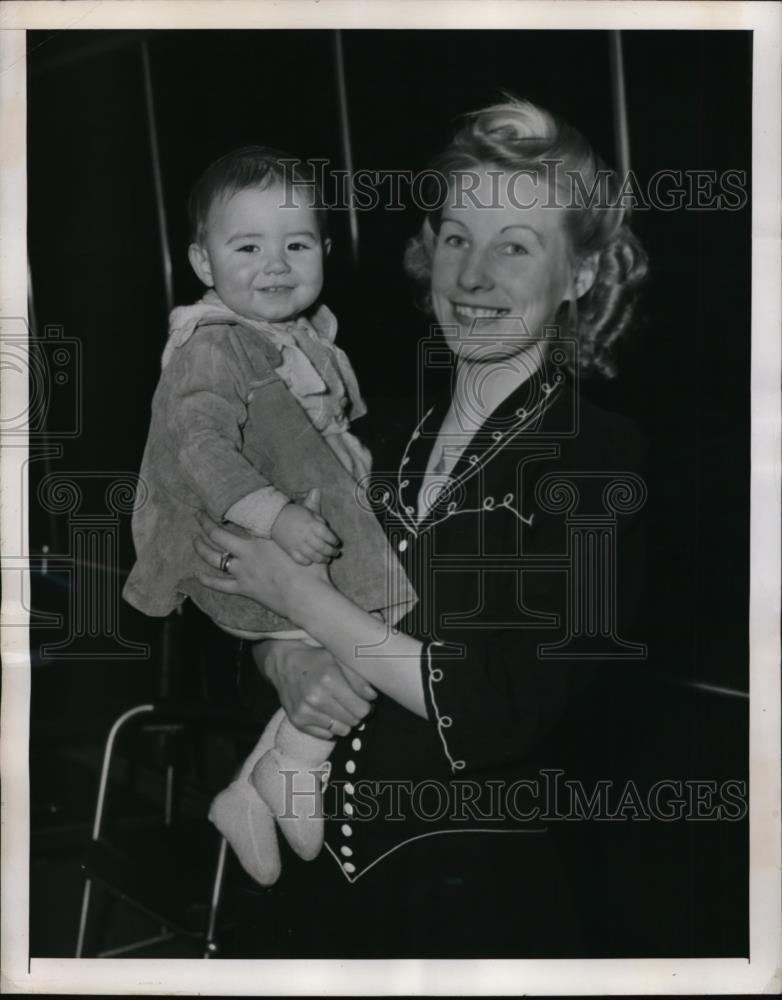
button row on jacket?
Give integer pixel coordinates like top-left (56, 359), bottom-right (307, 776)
top-left (341, 721), bottom-right (366, 873)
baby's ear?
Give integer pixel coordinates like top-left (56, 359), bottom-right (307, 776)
top-left (188, 243), bottom-right (214, 287)
top-left (323, 237), bottom-right (332, 257)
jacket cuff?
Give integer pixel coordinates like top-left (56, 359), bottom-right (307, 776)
top-left (225, 487), bottom-right (290, 538)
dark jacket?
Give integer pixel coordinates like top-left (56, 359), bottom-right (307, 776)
top-left (322, 368), bottom-right (647, 882)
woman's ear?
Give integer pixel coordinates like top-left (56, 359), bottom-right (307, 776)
top-left (569, 251), bottom-right (600, 300)
top-left (188, 243), bottom-right (214, 287)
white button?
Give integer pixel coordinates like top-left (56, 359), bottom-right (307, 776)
top-left (341, 824), bottom-right (352, 837)
top-left (398, 539), bottom-right (408, 552)
top-left (343, 862), bottom-right (356, 874)
top-left (345, 782), bottom-right (355, 796)
top-left (340, 845), bottom-right (353, 857)
top-left (345, 760), bottom-right (356, 774)
top-left (351, 737), bottom-right (362, 752)
top-left (344, 802), bottom-right (354, 816)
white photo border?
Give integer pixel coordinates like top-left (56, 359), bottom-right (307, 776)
top-left (1, 1), bottom-right (779, 994)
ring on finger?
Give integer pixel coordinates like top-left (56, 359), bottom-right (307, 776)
top-left (219, 551), bottom-right (234, 574)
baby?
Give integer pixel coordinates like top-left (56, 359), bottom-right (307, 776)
top-left (123, 146), bottom-right (414, 886)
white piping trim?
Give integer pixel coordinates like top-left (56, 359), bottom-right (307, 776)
top-left (389, 405), bottom-right (436, 535)
top-left (325, 826), bottom-right (548, 884)
top-left (442, 493), bottom-right (534, 527)
top-left (390, 384), bottom-right (560, 537)
top-left (425, 641), bottom-right (465, 775)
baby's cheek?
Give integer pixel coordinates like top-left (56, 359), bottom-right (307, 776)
top-left (303, 261), bottom-right (325, 287)
top-left (236, 262), bottom-right (260, 282)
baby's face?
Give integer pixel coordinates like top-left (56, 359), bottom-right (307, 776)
top-left (191, 184), bottom-right (327, 324)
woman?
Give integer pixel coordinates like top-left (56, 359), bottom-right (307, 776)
top-left (195, 97), bottom-right (648, 957)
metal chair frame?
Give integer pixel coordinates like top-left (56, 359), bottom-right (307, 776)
top-left (75, 703), bottom-right (228, 959)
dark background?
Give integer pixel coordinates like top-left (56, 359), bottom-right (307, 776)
top-left (27, 29), bottom-right (750, 958)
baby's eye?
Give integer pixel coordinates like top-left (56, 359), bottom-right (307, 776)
top-left (237, 244), bottom-right (260, 254)
top-left (500, 242), bottom-right (529, 257)
top-left (287, 241), bottom-right (312, 252)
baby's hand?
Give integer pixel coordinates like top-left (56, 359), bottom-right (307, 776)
top-left (270, 502), bottom-right (341, 566)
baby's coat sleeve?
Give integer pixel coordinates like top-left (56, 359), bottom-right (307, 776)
top-left (163, 328), bottom-right (287, 520)
top-left (225, 487), bottom-right (290, 538)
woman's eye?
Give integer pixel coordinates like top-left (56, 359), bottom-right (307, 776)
top-left (443, 233), bottom-right (466, 248)
top-left (500, 242), bottom-right (529, 256)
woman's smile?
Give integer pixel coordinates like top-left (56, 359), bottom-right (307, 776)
top-left (451, 303), bottom-right (510, 319)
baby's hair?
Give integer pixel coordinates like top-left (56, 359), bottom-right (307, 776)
top-left (404, 95), bottom-right (649, 378)
top-left (188, 145), bottom-right (329, 245)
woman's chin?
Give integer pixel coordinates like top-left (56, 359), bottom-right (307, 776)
top-left (448, 338), bottom-right (540, 366)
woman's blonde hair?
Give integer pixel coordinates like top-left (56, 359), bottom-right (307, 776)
top-left (404, 97), bottom-right (648, 378)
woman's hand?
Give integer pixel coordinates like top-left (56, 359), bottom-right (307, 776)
top-left (196, 493), bottom-right (427, 719)
top-left (253, 640), bottom-right (377, 740)
top-left (193, 490), bottom-right (333, 623)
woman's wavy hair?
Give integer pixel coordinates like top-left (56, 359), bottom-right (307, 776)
top-left (404, 97), bottom-right (648, 378)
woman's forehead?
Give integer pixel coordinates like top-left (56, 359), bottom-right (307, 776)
top-left (444, 168), bottom-right (565, 235)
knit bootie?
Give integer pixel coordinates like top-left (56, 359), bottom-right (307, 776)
top-left (208, 708), bottom-right (285, 886)
top-left (250, 716), bottom-right (333, 861)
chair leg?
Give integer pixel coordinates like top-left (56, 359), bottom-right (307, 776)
top-left (91, 705), bottom-right (156, 839)
top-left (203, 837), bottom-right (228, 958)
top-left (75, 877), bottom-right (92, 957)
top-left (77, 704), bottom-right (155, 957)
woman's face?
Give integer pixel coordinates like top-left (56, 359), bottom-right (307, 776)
top-left (431, 167), bottom-right (575, 364)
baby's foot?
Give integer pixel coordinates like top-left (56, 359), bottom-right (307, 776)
top-left (209, 780), bottom-right (281, 886)
top-left (250, 719), bottom-right (333, 860)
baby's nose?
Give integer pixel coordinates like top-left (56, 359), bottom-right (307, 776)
top-left (263, 251), bottom-right (290, 273)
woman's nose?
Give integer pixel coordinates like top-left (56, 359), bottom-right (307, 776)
top-left (457, 249), bottom-right (493, 292)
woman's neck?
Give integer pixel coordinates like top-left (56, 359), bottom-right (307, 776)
top-left (451, 346), bottom-right (545, 432)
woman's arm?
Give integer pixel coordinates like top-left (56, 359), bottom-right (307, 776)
top-left (282, 576), bottom-right (427, 717)
top-left (194, 507), bottom-right (428, 718)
